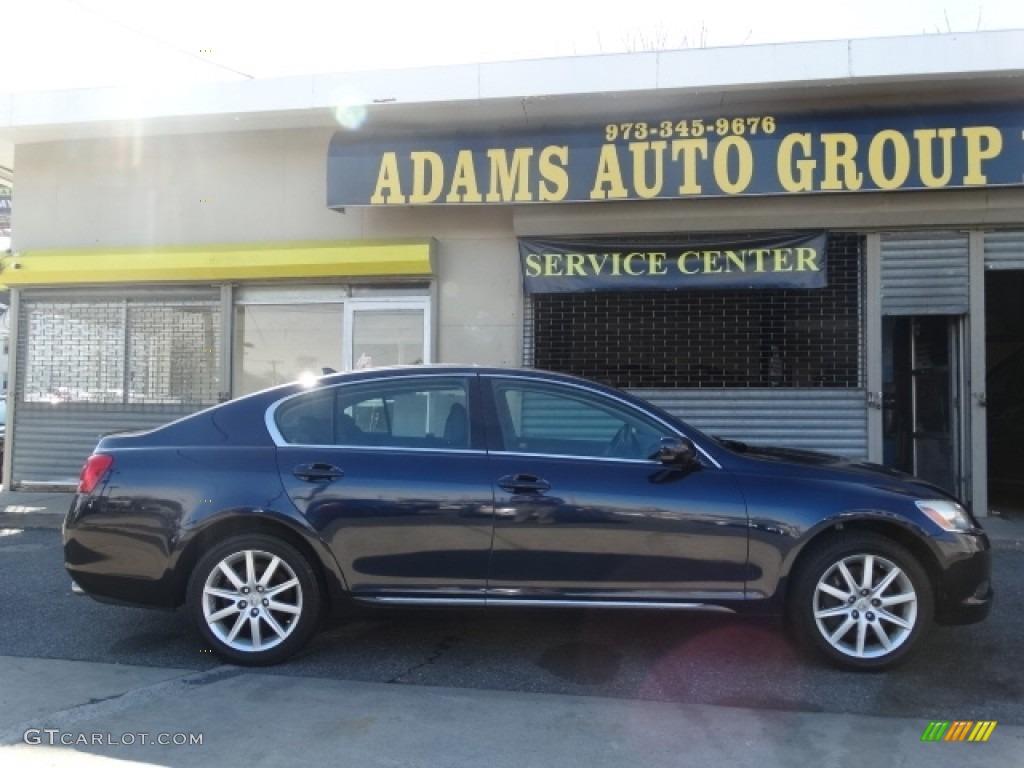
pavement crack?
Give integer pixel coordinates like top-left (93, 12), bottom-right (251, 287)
top-left (387, 635), bottom-right (458, 684)
top-left (0, 664), bottom-right (244, 746)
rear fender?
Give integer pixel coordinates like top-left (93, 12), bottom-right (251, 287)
top-left (171, 507), bottom-right (350, 610)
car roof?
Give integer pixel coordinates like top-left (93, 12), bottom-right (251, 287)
top-left (314, 365), bottom-right (605, 388)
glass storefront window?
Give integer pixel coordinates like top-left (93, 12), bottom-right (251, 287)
top-left (233, 304), bottom-right (343, 395)
top-left (232, 294), bottom-right (431, 395)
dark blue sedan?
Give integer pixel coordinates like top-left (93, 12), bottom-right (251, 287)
top-left (64, 366), bottom-right (992, 670)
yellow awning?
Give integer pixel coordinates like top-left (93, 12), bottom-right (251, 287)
top-left (0, 239), bottom-right (435, 286)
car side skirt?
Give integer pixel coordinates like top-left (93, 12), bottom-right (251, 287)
top-left (356, 596), bottom-right (737, 612)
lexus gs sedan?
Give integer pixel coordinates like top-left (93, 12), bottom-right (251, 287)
top-left (64, 366), bottom-right (992, 670)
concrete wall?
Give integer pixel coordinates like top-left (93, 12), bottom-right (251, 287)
top-left (14, 129), bottom-right (350, 247)
top-left (11, 130), bottom-right (521, 367)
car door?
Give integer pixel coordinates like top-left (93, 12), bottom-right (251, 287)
top-left (272, 373), bottom-right (494, 601)
top-left (481, 375), bottom-right (749, 603)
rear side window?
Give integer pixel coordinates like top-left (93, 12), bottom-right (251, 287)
top-left (274, 377), bottom-right (470, 449)
top-left (274, 389), bottom-right (336, 445)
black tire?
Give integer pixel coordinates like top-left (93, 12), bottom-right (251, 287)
top-left (788, 532), bottom-right (934, 671)
top-left (186, 533), bottom-right (320, 666)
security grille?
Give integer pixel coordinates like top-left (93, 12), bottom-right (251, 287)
top-left (12, 290), bottom-right (223, 486)
top-left (20, 294), bottom-right (221, 406)
top-left (528, 233), bottom-right (864, 389)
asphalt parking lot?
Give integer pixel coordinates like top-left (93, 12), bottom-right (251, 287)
top-left (2, 495), bottom-right (1022, 766)
top-left (1, 524), bottom-right (1023, 723)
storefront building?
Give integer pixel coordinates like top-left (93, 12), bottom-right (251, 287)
top-left (1, 31), bottom-right (1023, 515)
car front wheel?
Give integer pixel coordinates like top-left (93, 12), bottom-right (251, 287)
top-left (789, 532), bottom-right (934, 671)
top-left (186, 533), bottom-right (320, 666)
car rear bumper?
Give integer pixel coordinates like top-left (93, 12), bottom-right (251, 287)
top-left (64, 493), bottom-right (180, 609)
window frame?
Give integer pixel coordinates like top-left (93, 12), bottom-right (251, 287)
top-left (342, 297), bottom-right (432, 371)
top-left (230, 289), bottom-right (433, 398)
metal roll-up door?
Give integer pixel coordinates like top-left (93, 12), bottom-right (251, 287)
top-left (880, 232), bottom-right (969, 315)
top-left (12, 287), bottom-right (221, 488)
top-left (984, 231), bottom-right (1024, 270)
top-left (12, 404), bottom-right (199, 485)
top-left (634, 389), bottom-right (867, 459)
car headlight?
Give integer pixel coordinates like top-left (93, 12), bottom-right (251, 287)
top-left (915, 499), bottom-right (972, 532)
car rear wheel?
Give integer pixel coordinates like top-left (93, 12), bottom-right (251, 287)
top-left (789, 532), bottom-right (934, 671)
top-left (186, 534), bottom-right (320, 666)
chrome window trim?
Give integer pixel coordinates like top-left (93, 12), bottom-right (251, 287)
top-left (487, 450), bottom-right (659, 466)
top-left (481, 373), bottom-right (723, 469)
top-left (279, 443), bottom-right (487, 456)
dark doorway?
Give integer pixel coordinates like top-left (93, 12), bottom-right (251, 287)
top-left (882, 316), bottom-right (963, 496)
top-left (985, 271), bottom-right (1024, 513)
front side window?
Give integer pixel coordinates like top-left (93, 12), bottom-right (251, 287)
top-left (275, 377), bottom-right (469, 449)
top-left (488, 379), bottom-right (666, 460)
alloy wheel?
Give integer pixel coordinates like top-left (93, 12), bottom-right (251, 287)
top-left (200, 548), bottom-right (304, 653)
top-left (812, 552), bottom-right (918, 659)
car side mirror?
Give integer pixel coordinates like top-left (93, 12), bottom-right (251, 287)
top-left (655, 436), bottom-right (699, 467)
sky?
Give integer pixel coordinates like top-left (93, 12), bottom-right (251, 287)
top-left (1, 0), bottom-right (1023, 93)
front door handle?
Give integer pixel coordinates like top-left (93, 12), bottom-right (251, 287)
top-left (293, 463), bottom-right (345, 483)
top-left (497, 474), bottom-right (551, 494)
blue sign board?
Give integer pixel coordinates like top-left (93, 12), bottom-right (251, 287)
top-left (327, 104), bottom-right (1024, 206)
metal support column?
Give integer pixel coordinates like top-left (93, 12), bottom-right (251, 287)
top-left (968, 230), bottom-right (988, 517)
top-left (865, 233), bottom-right (883, 463)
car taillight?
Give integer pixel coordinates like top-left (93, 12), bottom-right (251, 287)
top-left (78, 454), bottom-right (114, 494)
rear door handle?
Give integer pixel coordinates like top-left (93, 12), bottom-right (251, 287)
top-left (497, 474), bottom-right (551, 494)
top-left (293, 463), bottom-right (345, 483)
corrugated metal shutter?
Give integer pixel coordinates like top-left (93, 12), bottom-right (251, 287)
top-left (12, 287), bottom-right (221, 488)
top-left (12, 404), bottom-right (196, 486)
top-left (984, 231), bottom-right (1024, 270)
top-left (880, 232), bottom-right (969, 315)
top-left (633, 388), bottom-right (867, 459)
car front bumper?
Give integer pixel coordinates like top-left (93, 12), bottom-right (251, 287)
top-left (933, 529), bottom-right (993, 625)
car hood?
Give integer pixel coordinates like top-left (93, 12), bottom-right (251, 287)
top-left (715, 439), bottom-right (956, 500)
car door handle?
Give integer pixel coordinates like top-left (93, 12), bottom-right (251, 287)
top-left (497, 474), bottom-right (551, 494)
top-left (293, 463), bottom-right (345, 483)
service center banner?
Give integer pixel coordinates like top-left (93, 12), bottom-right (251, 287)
top-left (518, 231), bottom-right (827, 293)
top-left (327, 104), bottom-right (1024, 207)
